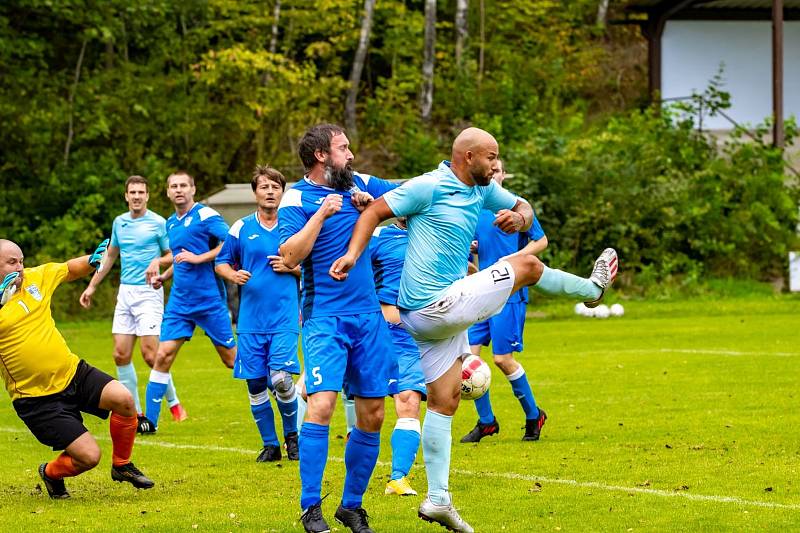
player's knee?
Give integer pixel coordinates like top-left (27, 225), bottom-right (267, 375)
top-left (246, 377), bottom-right (270, 396)
top-left (395, 391), bottom-right (421, 418)
top-left (74, 447), bottom-right (102, 470)
top-left (114, 391), bottom-right (137, 417)
top-left (112, 347), bottom-right (131, 366)
top-left (270, 370), bottom-right (296, 402)
top-left (493, 354), bottom-right (517, 374)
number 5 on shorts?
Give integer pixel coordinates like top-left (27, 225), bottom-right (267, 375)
top-left (311, 366), bottom-right (323, 386)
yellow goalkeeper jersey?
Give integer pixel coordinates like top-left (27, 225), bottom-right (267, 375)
top-left (0, 263), bottom-right (79, 400)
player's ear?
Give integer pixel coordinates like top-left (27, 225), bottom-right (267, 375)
top-left (314, 149), bottom-right (327, 165)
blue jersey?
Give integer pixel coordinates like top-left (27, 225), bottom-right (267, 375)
top-left (278, 172), bottom-right (397, 319)
top-left (383, 161), bottom-right (518, 310)
top-left (216, 212), bottom-right (299, 334)
top-left (110, 210), bottom-right (169, 286)
top-left (474, 209), bottom-right (546, 303)
top-left (165, 202), bottom-right (229, 311)
top-left (369, 224), bottom-right (407, 305)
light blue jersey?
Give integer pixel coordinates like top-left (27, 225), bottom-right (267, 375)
top-left (110, 210), bottom-right (169, 285)
top-left (383, 161), bottom-right (518, 310)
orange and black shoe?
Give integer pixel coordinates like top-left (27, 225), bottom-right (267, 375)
top-left (111, 462), bottom-right (155, 489)
top-left (38, 463), bottom-right (70, 499)
top-left (459, 418), bottom-right (500, 443)
top-left (523, 409), bottom-right (547, 441)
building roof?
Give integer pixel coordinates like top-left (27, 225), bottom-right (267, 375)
top-left (626, 0), bottom-right (800, 19)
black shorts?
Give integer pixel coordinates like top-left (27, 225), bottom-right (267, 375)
top-left (12, 360), bottom-right (115, 451)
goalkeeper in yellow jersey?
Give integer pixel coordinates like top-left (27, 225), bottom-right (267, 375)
top-left (0, 238), bottom-right (154, 499)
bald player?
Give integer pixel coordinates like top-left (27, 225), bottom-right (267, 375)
top-left (331, 127), bottom-right (617, 532)
top-left (0, 239), bottom-right (154, 499)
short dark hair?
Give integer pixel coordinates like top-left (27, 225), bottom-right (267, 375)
top-left (251, 165), bottom-right (286, 191)
top-left (125, 175), bottom-right (148, 192)
top-left (298, 123), bottom-right (346, 172)
top-left (166, 171), bottom-right (195, 186)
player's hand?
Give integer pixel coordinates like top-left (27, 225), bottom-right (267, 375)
top-left (470, 240), bottom-right (478, 254)
top-left (268, 255), bottom-right (294, 274)
top-left (350, 191), bottom-right (374, 212)
top-left (318, 194), bottom-right (343, 219)
top-left (329, 254), bottom-right (356, 281)
top-left (174, 249), bottom-right (201, 264)
top-left (494, 210), bottom-right (524, 234)
top-left (1, 272), bottom-right (20, 305)
top-left (151, 275), bottom-right (164, 290)
top-left (145, 259), bottom-right (160, 285)
top-left (232, 269), bottom-right (252, 285)
top-left (88, 238), bottom-right (110, 270)
top-left (79, 285), bottom-right (95, 308)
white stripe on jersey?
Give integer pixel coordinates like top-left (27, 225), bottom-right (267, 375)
top-left (198, 206), bottom-right (221, 221)
top-left (228, 218), bottom-right (245, 238)
top-left (279, 187), bottom-right (303, 208)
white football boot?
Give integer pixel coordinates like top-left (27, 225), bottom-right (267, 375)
top-left (584, 247), bottom-right (618, 308)
top-left (418, 496), bottom-right (474, 533)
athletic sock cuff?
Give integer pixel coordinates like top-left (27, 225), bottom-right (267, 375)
top-left (506, 365), bottom-right (526, 382)
top-left (300, 421), bottom-right (330, 438)
top-left (149, 369), bottom-right (171, 384)
top-left (349, 427), bottom-right (380, 445)
top-left (395, 417), bottom-right (421, 433)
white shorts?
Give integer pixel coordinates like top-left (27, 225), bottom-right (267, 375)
top-left (112, 284), bottom-right (164, 337)
top-left (400, 260), bottom-right (516, 383)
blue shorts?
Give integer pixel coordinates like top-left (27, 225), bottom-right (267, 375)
top-left (302, 312), bottom-right (396, 398)
top-left (387, 323), bottom-right (426, 399)
top-left (160, 301), bottom-right (236, 349)
top-left (234, 332), bottom-right (301, 379)
top-left (467, 301), bottom-right (526, 355)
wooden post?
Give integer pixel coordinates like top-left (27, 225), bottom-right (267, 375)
top-left (773, 0), bottom-right (785, 148)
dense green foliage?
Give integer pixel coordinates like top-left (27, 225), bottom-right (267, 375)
top-left (1, 0), bottom-right (797, 305)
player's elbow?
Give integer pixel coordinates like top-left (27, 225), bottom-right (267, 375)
top-left (279, 245), bottom-right (299, 269)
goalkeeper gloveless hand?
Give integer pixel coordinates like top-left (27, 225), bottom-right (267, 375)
top-left (89, 238), bottom-right (110, 271)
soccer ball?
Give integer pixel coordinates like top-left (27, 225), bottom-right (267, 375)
top-left (575, 302), bottom-right (593, 317)
top-left (610, 303), bottom-right (625, 317)
top-left (461, 355), bottom-right (491, 400)
top-left (594, 304), bottom-right (610, 319)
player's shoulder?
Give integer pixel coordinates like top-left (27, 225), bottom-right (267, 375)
top-left (195, 203), bottom-right (222, 221)
top-left (372, 225), bottom-right (386, 238)
top-left (144, 210), bottom-right (167, 224)
top-left (229, 213), bottom-right (257, 238)
top-left (279, 184), bottom-right (305, 209)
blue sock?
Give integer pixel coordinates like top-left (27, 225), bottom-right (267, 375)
top-left (277, 396), bottom-right (299, 437)
top-left (342, 427), bottom-right (381, 509)
top-left (507, 365), bottom-right (539, 420)
top-left (533, 265), bottom-right (601, 300)
top-left (116, 363), bottom-right (141, 414)
top-left (391, 418), bottom-right (421, 480)
top-left (165, 376), bottom-right (180, 408)
top-left (422, 410), bottom-right (452, 506)
top-left (247, 378), bottom-right (279, 446)
top-left (341, 393), bottom-right (356, 436)
top-left (299, 422), bottom-right (329, 510)
top-left (144, 370), bottom-right (170, 427)
top-left (474, 391), bottom-right (495, 424)
top-left (296, 395), bottom-right (307, 433)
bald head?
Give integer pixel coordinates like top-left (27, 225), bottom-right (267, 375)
top-left (450, 127), bottom-right (500, 187)
top-left (0, 239), bottom-right (24, 290)
top-left (0, 239), bottom-right (20, 256)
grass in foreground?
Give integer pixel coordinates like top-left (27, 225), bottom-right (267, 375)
top-left (1, 295), bottom-right (799, 531)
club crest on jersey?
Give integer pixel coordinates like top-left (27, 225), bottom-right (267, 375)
top-left (184, 216), bottom-right (193, 227)
top-left (26, 284), bottom-right (43, 301)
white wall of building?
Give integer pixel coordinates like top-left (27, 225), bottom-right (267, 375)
top-left (662, 20), bottom-right (799, 130)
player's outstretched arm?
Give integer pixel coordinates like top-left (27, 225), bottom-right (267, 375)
top-left (68, 238), bottom-right (109, 282)
top-left (505, 235), bottom-right (548, 261)
top-left (280, 193), bottom-right (343, 269)
top-left (329, 197), bottom-right (395, 281)
top-left (79, 245), bottom-right (120, 308)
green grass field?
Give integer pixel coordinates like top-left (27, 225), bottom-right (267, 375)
top-left (2, 295), bottom-right (799, 531)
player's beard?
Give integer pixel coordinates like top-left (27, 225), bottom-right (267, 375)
top-left (324, 162), bottom-right (355, 191)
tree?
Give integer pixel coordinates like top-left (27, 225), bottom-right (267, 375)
top-left (455, 0), bottom-right (468, 67)
top-left (421, 0), bottom-right (436, 121)
top-left (345, 0), bottom-right (376, 139)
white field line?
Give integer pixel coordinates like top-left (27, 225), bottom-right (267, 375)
top-left (2, 426), bottom-right (798, 511)
top-left (568, 348), bottom-right (800, 357)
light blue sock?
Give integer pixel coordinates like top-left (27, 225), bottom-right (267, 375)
top-left (247, 378), bottom-right (279, 446)
top-left (507, 365), bottom-right (539, 420)
top-left (533, 265), bottom-right (601, 300)
top-left (422, 410), bottom-right (453, 506)
top-left (296, 395), bottom-right (307, 432)
top-left (299, 422), bottom-right (329, 510)
top-left (342, 393), bottom-right (356, 436)
top-left (165, 376), bottom-right (180, 408)
top-left (116, 363), bottom-right (141, 414)
top-left (342, 427), bottom-right (381, 509)
top-left (391, 418), bottom-right (421, 480)
top-left (145, 370), bottom-right (170, 427)
top-left (474, 392), bottom-right (495, 424)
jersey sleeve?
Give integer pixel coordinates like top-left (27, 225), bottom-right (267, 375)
top-left (278, 188), bottom-right (308, 245)
top-left (157, 218), bottom-right (170, 252)
top-left (482, 182), bottom-right (518, 213)
top-left (382, 175), bottom-right (436, 218)
top-left (365, 176), bottom-right (399, 198)
top-left (110, 217), bottom-right (120, 248)
top-left (39, 262), bottom-right (69, 297)
top-left (216, 220), bottom-right (242, 267)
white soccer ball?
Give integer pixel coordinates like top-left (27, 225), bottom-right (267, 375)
top-left (610, 303), bottom-right (625, 317)
top-left (574, 302), bottom-right (593, 317)
top-left (594, 304), bottom-right (610, 319)
top-left (460, 355), bottom-right (492, 400)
